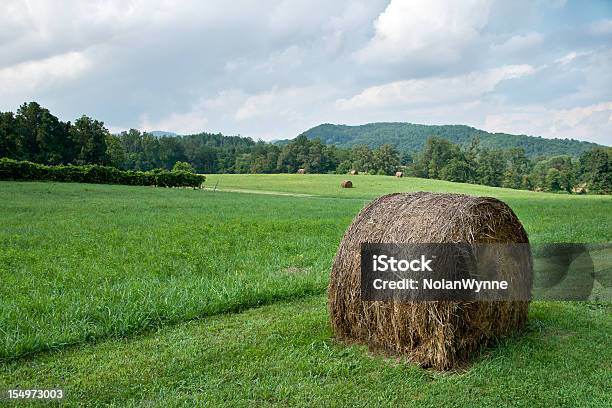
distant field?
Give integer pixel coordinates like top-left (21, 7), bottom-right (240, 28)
top-left (205, 173), bottom-right (578, 198)
top-left (207, 173), bottom-right (612, 242)
top-left (0, 176), bottom-right (610, 406)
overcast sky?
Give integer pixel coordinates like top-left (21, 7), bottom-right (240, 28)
top-left (1, 0), bottom-right (611, 144)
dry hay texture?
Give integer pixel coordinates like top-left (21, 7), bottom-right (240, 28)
top-left (341, 180), bottom-right (353, 188)
top-left (328, 192), bottom-right (531, 370)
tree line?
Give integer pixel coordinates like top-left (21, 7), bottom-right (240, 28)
top-left (0, 102), bottom-right (400, 175)
top-left (410, 137), bottom-right (610, 194)
top-left (1, 102), bottom-right (610, 194)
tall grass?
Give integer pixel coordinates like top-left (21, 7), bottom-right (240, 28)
top-left (0, 176), bottom-right (610, 360)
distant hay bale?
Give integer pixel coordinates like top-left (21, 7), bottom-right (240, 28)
top-left (341, 180), bottom-right (353, 188)
top-left (395, 171), bottom-right (404, 178)
top-left (328, 192), bottom-right (531, 370)
top-left (297, 168), bottom-right (305, 174)
top-left (572, 183), bottom-right (587, 194)
top-left (350, 170), bottom-right (359, 175)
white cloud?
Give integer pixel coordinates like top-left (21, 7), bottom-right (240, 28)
top-left (235, 87), bottom-right (325, 121)
top-left (589, 19), bottom-right (612, 35)
top-left (138, 87), bottom-right (324, 136)
top-left (136, 92), bottom-right (248, 135)
top-left (0, 1), bottom-right (610, 144)
top-left (1, 1), bottom-right (350, 68)
top-left (492, 32), bottom-right (544, 54)
top-left (537, 0), bottom-right (566, 8)
top-left (227, 45), bottom-right (306, 76)
top-left (484, 102), bottom-right (612, 144)
top-left (0, 0), bottom-right (149, 67)
top-left (336, 65), bottom-right (535, 110)
top-left (356, 0), bottom-right (492, 64)
top-left (140, 111), bottom-right (209, 135)
top-left (555, 51), bottom-right (578, 65)
top-left (0, 51), bottom-right (91, 95)
top-left (137, 86), bottom-right (337, 139)
top-left (235, 89), bottom-right (289, 121)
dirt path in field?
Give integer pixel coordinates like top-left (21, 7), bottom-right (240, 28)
top-left (212, 188), bottom-right (315, 197)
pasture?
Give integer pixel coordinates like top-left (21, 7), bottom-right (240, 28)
top-left (0, 176), bottom-right (610, 406)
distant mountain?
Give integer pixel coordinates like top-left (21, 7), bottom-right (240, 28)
top-left (290, 123), bottom-right (602, 158)
top-left (150, 130), bottom-right (178, 137)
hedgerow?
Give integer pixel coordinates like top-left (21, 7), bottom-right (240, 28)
top-left (0, 158), bottom-right (205, 188)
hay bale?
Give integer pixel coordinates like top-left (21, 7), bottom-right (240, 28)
top-left (395, 171), bottom-right (404, 178)
top-left (350, 170), bottom-right (359, 175)
top-left (328, 192), bottom-right (531, 370)
top-left (297, 168), bottom-right (305, 174)
top-left (341, 180), bottom-right (353, 188)
top-left (572, 183), bottom-right (587, 194)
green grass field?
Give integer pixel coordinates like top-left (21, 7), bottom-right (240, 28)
top-left (1, 176), bottom-right (611, 407)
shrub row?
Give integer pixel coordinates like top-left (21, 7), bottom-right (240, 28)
top-left (0, 158), bottom-right (206, 188)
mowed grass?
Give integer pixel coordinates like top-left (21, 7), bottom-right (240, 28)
top-left (1, 296), bottom-right (610, 407)
top-left (0, 175), bottom-right (611, 407)
top-left (208, 173), bottom-right (612, 242)
top-left (205, 172), bottom-right (608, 200)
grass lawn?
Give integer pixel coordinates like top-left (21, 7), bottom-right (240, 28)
top-left (0, 175), bottom-right (610, 407)
top-left (1, 296), bottom-right (610, 407)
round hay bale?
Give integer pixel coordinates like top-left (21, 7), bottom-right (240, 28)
top-left (328, 192), bottom-right (531, 370)
top-left (395, 171), bottom-right (404, 178)
top-left (350, 170), bottom-right (359, 175)
top-left (572, 184), bottom-right (587, 194)
top-left (297, 168), bottom-right (305, 174)
top-left (341, 180), bottom-right (353, 188)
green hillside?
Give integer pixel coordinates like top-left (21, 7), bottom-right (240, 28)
top-left (296, 123), bottom-right (602, 158)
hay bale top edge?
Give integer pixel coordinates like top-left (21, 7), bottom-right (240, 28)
top-left (345, 191), bottom-right (528, 245)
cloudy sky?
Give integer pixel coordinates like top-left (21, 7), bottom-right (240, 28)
top-left (1, 0), bottom-right (611, 144)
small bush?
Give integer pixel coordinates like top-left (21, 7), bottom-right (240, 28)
top-left (172, 161), bottom-right (195, 173)
top-left (0, 158), bottom-right (206, 188)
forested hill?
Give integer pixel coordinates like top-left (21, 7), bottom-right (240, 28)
top-left (294, 123), bottom-right (602, 158)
